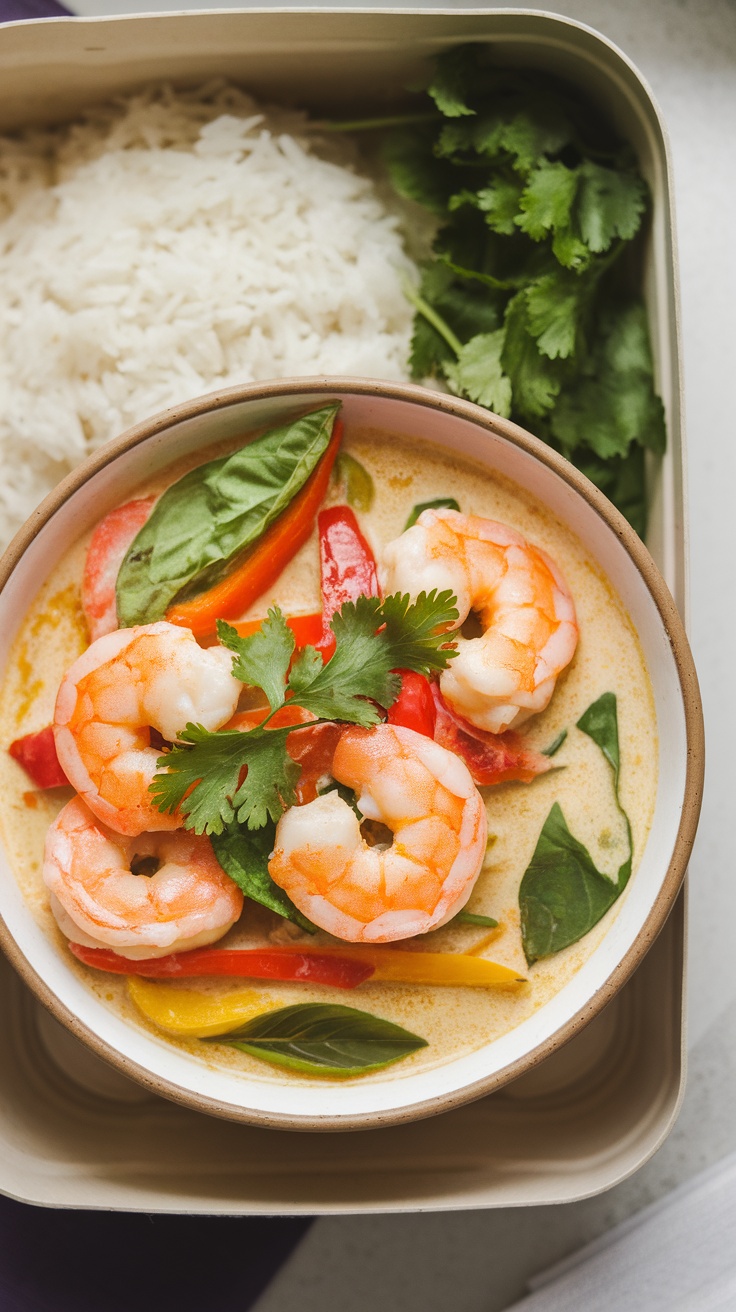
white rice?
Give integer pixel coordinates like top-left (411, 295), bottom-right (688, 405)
top-left (0, 83), bottom-right (417, 544)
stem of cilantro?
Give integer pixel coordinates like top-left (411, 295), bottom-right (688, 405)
top-left (401, 278), bottom-right (462, 358)
top-left (314, 112), bottom-right (442, 132)
top-left (586, 239), bottom-right (626, 288)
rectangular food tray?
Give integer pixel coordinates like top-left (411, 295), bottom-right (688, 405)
top-left (0, 7), bottom-right (687, 1212)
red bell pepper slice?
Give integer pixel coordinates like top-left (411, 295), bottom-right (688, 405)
top-left (68, 942), bottom-right (374, 989)
top-left (387, 671), bottom-right (437, 738)
top-left (230, 508), bottom-right (378, 663)
top-left (82, 496), bottom-right (155, 642)
top-left (431, 684), bottom-right (552, 786)
top-left (9, 725), bottom-right (68, 789)
top-left (287, 721), bottom-right (344, 803)
top-left (317, 505), bottom-right (379, 659)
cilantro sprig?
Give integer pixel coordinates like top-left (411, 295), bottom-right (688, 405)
top-left (379, 47), bottom-right (665, 536)
top-left (150, 591), bottom-right (458, 836)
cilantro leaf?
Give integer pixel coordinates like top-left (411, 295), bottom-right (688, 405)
top-left (441, 99), bottom-right (572, 173)
top-left (551, 228), bottom-right (593, 273)
top-left (232, 728), bottom-right (302, 831)
top-left (150, 724), bottom-right (244, 833)
top-left (489, 110), bottom-right (571, 176)
top-left (382, 129), bottom-right (453, 214)
top-left (517, 161), bottom-right (646, 264)
top-left (380, 590), bottom-right (459, 671)
top-left (551, 302), bottom-right (666, 459)
top-left (476, 178), bottom-right (525, 235)
top-left (435, 119), bottom-right (476, 162)
top-left (409, 312), bottom-right (456, 380)
top-left (151, 590), bottom-right (461, 836)
top-left (150, 723), bottom-right (299, 835)
top-left (576, 161), bottom-right (647, 252)
top-left (525, 271), bottom-right (590, 361)
top-left (217, 612), bottom-right (293, 712)
top-left (287, 596), bottom-right (396, 725)
top-left (516, 161), bottom-right (578, 242)
top-left (502, 294), bottom-right (564, 418)
top-left (445, 330), bottom-right (513, 414)
top-left (574, 446), bottom-right (648, 538)
top-left (377, 43), bottom-right (666, 538)
top-left (287, 644), bottom-right (324, 695)
top-left (427, 45), bottom-right (477, 118)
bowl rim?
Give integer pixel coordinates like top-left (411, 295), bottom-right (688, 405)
top-left (0, 376), bottom-right (705, 1131)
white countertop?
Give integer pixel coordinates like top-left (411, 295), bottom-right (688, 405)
top-left (37, 0), bottom-right (736, 1303)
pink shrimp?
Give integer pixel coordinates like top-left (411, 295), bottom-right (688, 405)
top-left (44, 796), bottom-right (243, 959)
top-left (82, 498), bottom-right (154, 641)
top-left (54, 621), bottom-right (241, 836)
top-left (269, 723), bottom-right (487, 942)
top-left (383, 508), bottom-right (578, 734)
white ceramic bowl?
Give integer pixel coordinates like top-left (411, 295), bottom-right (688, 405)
top-left (0, 379), bottom-right (703, 1130)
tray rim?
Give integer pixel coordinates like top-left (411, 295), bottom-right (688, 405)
top-left (0, 3), bottom-right (696, 1203)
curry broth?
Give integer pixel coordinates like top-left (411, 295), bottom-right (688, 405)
top-left (0, 426), bottom-right (658, 1084)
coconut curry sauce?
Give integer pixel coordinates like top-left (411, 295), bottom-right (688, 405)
top-left (0, 427), bottom-right (658, 1084)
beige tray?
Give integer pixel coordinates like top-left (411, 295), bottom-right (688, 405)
top-left (0, 8), bottom-right (687, 1211)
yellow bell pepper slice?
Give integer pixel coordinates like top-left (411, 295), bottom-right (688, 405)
top-left (272, 946), bottom-right (526, 988)
top-left (366, 949), bottom-right (524, 987)
top-left (128, 977), bottom-right (268, 1038)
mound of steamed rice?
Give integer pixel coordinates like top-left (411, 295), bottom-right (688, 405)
top-left (0, 83), bottom-right (417, 544)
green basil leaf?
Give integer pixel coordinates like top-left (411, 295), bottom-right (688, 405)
top-left (334, 452), bottom-right (375, 512)
top-left (577, 691), bottom-right (619, 784)
top-left (455, 911), bottom-right (498, 927)
top-left (211, 824), bottom-right (315, 933)
top-left (404, 498), bottom-right (460, 531)
top-left (205, 1003), bottom-right (428, 1077)
top-left (116, 404), bottom-right (340, 626)
top-left (542, 729), bottom-right (567, 757)
top-left (519, 693), bottom-right (633, 965)
top-left (519, 802), bottom-right (621, 964)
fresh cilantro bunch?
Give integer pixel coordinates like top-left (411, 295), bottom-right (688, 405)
top-left (382, 46), bottom-right (665, 536)
top-left (150, 591), bottom-right (457, 836)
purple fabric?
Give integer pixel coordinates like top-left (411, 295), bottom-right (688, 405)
top-left (0, 0), bottom-right (70, 18)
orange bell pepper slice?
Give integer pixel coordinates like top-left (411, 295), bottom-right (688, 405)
top-left (232, 611), bottom-right (324, 649)
top-left (166, 418), bottom-right (343, 638)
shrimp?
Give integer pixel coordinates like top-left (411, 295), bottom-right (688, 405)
top-left (269, 723), bottom-right (487, 942)
top-left (54, 621), bottom-right (241, 836)
top-left (383, 508), bottom-right (578, 735)
top-left (44, 796), bottom-right (243, 959)
top-left (82, 498), bottom-right (154, 642)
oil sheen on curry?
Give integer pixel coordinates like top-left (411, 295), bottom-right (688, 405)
top-left (0, 406), bottom-right (657, 1084)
